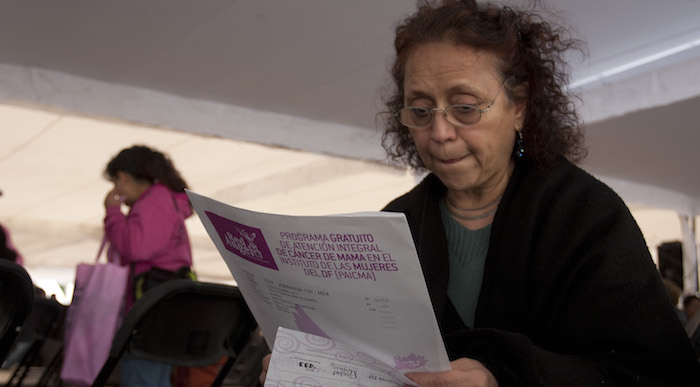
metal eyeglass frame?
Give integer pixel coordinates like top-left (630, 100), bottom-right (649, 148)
top-left (395, 80), bottom-right (509, 129)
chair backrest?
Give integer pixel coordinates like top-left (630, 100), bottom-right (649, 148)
top-left (220, 326), bottom-right (270, 387)
top-left (0, 259), bottom-right (35, 364)
top-left (92, 279), bottom-right (257, 386)
top-left (17, 296), bottom-right (66, 344)
top-left (4, 296), bottom-right (67, 387)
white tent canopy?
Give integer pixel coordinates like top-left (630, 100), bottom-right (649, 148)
top-left (1, 0), bottom-right (699, 293)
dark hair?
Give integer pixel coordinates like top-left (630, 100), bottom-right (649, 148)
top-left (381, 0), bottom-right (587, 170)
top-left (1, 226), bottom-right (18, 262)
top-left (104, 145), bottom-right (188, 193)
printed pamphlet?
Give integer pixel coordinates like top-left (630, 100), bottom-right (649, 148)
top-left (186, 190), bottom-right (451, 382)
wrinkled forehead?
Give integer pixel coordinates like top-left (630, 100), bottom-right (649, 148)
top-left (402, 43), bottom-right (503, 91)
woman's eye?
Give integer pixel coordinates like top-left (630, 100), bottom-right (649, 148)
top-left (409, 107), bottom-right (431, 119)
top-left (451, 104), bottom-right (477, 114)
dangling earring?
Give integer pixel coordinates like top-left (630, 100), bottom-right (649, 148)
top-left (515, 130), bottom-right (525, 159)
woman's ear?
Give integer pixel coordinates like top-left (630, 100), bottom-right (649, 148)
top-left (514, 101), bottom-right (526, 131)
top-left (509, 82), bottom-right (528, 130)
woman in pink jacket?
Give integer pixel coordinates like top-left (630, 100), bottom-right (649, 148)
top-left (103, 145), bottom-right (193, 387)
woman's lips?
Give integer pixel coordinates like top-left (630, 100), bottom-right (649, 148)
top-left (437, 154), bottom-right (468, 164)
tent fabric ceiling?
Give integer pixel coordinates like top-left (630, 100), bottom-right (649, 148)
top-left (1, 0), bottom-right (700, 287)
top-left (580, 55), bottom-right (700, 216)
top-left (0, 0), bottom-right (407, 130)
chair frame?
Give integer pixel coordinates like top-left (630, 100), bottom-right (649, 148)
top-left (0, 259), bottom-right (35, 366)
top-left (4, 296), bottom-right (66, 387)
top-left (91, 279), bottom-right (258, 387)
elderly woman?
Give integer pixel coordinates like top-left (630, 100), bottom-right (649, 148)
top-left (257, 1), bottom-right (700, 386)
top-left (379, 0), bottom-right (700, 386)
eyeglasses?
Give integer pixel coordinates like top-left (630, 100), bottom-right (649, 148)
top-left (395, 80), bottom-right (508, 129)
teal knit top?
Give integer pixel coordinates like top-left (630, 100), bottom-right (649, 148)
top-left (439, 198), bottom-right (491, 328)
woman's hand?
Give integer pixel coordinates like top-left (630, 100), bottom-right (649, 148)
top-left (259, 353), bottom-right (272, 386)
top-left (104, 189), bottom-right (122, 208)
top-left (404, 358), bottom-right (498, 387)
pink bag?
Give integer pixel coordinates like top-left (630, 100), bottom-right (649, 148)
top-left (60, 237), bottom-right (129, 386)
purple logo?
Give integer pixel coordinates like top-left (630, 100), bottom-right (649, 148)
top-left (394, 353), bottom-right (428, 370)
top-left (205, 211), bottom-right (278, 270)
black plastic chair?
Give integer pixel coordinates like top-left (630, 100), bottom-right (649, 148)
top-left (4, 295), bottom-right (66, 387)
top-left (91, 279), bottom-right (258, 387)
top-left (0, 259), bottom-right (34, 366)
top-left (220, 326), bottom-right (269, 387)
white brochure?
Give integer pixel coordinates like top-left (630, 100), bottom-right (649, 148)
top-left (264, 327), bottom-right (419, 387)
top-left (186, 190), bottom-right (450, 376)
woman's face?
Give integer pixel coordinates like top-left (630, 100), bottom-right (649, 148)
top-left (403, 42), bottom-right (526, 196)
top-left (111, 171), bottom-right (149, 206)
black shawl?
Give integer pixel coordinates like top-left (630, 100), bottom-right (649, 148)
top-left (384, 159), bottom-right (700, 386)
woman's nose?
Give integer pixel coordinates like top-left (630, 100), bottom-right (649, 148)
top-left (430, 110), bottom-right (457, 143)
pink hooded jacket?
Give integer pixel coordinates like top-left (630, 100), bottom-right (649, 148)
top-left (104, 183), bottom-right (192, 276)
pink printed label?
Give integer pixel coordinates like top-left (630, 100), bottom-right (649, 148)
top-left (205, 211), bottom-right (278, 270)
